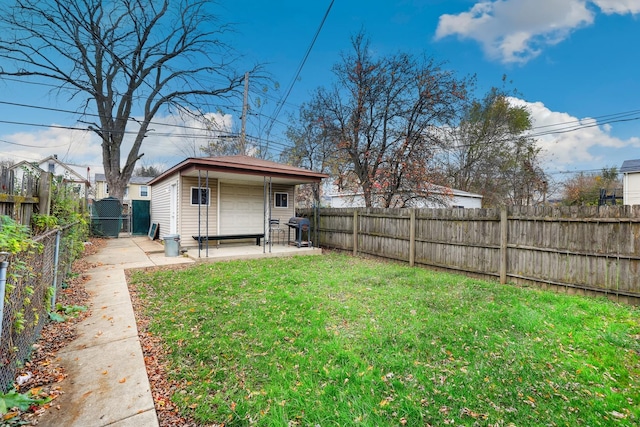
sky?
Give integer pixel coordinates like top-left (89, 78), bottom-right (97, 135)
top-left (1, 0), bottom-right (640, 187)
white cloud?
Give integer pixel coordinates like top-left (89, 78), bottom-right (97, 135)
top-left (435, 0), bottom-right (639, 64)
top-left (508, 98), bottom-right (637, 171)
top-left (123, 111), bottom-right (234, 168)
top-left (0, 126), bottom-right (100, 166)
top-left (594, 0), bottom-right (640, 14)
top-left (0, 111), bottom-right (235, 177)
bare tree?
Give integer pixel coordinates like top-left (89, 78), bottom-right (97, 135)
top-left (292, 32), bottom-right (469, 208)
top-left (0, 159), bottom-right (15, 169)
top-left (134, 163), bottom-right (163, 178)
top-left (0, 0), bottom-right (257, 201)
top-left (282, 102), bottom-right (339, 205)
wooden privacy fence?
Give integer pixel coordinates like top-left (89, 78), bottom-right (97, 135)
top-left (301, 206), bottom-right (640, 305)
top-left (0, 167), bottom-right (53, 225)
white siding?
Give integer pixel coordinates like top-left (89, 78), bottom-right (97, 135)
top-left (220, 183), bottom-right (265, 234)
top-left (270, 184), bottom-right (296, 223)
top-left (327, 192), bottom-right (482, 208)
top-left (623, 172), bottom-right (640, 206)
top-left (180, 176), bottom-right (218, 242)
top-left (149, 175), bottom-right (176, 240)
top-left (152, 175), bottom-right (299, 247)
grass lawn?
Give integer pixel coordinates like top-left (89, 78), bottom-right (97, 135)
top-left (128, 253), bottom-right (640, 426)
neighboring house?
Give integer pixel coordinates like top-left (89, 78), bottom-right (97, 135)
top-left (620, 159), bottom-right (640, 206)
top-left (8, 161), bottom-right (43, 195)
top-left (325, 185), bottom-right (483, 209)
top-left (94, 173), bottom-right (152, 204)
top-left (147, 155), bottom-right (329, 244)
top-left (10, 155), bottom-right (90, 199)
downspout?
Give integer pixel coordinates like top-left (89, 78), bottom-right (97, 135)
top-left (0, 251), bottom-right (10, 345)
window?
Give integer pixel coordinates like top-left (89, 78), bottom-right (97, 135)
top-left (140, 185), bottom-right (149, 197)
top-left (124, 186), bottom-right (129, 199)
top-left (48, 162), bottom-right (55, 173)
top-left (274, 192), bottom-right (288, 208)
top-left (191, 187), bottom-right (210, 206)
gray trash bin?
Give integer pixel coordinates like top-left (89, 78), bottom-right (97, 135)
top-left (163, 234), bottom-right (180, 257)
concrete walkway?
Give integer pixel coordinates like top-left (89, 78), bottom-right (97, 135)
top-left (36, 237), bottom-right (194, 427)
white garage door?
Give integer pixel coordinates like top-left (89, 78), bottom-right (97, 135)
top-left (219, 183), bottom-right (265, 234)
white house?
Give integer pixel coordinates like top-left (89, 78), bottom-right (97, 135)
top-left (324, 185), bottom-right (483, 209)
top-left (621, 159), bottom-right (640, 206)
top-left (10, 155), bottom-right (91, 199)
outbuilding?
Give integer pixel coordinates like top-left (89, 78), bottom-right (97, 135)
top-left (621, 158), bottom-right (640, 206)
top-left (147, 155), bottom-right (328, 248)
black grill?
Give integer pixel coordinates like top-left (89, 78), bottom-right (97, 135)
top-left (285, 217), bottom-right (312, 247)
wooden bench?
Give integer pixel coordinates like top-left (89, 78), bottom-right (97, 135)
top-left (192, 233), bottom-right (264, 249)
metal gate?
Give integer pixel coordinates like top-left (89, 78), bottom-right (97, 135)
top-left (131, 200), bottom-right (151, 235)
top-left (90, 197), bottom-right (122, 237)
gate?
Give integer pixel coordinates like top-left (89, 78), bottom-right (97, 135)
top-left (131, 200), bottom-right (151, 235)
top-left (90, 197), bottom-right (122, 237)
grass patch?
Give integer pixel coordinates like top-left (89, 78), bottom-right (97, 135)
top-left (129, 253), bottom-right (640, 426)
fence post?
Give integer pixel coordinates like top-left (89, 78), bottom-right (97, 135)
top-left (409, 209), bottom-right (416, 267)
top-left (500, 208), bottom-right (508, 284)
top-left (39, 171), bottom-right (53, 215)
top-left (353, 210), bottom-right (358, 256)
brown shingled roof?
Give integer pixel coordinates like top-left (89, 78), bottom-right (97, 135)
top-left (148, 155), bottom-right (328, 186)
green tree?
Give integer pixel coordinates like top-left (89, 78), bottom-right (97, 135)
top-left (443, 87), bottom-right (547, 207)
top-left (562, 167), bottom-right (621, 206)
top-left (0, 0), bottom-right (258, 202)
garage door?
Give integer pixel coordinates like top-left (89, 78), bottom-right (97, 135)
top-left (219, 183), bottom-right (265, 234)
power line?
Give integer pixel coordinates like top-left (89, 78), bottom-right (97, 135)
top-left (0, 138), bottom-right (69, 149)
top-left (263, 0), bottom-right (334, 141)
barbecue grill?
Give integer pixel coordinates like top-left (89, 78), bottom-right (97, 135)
top-left (285, 217), bottom-right (312, 247)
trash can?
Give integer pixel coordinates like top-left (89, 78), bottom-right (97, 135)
top-left (163, 234), bottom-right (180, 257)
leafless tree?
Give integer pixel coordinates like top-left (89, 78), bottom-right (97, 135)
top-left (288, 32), bottom-right (470, 208)
top-left (0, 0), bottom-right (258, 201)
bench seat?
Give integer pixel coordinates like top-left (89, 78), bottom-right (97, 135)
top-left (192, 233), bottom-right (264, 249)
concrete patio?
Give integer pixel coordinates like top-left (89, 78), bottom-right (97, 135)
top-left (134, 234), bottom-right (323, 263)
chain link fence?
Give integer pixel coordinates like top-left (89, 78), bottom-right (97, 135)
top-left (0, 224), bottom-right (77, 393)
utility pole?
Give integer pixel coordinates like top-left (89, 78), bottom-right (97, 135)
top-left (240, 71), bottom-right (249, 155)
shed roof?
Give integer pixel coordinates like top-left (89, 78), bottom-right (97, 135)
top-left (620, 159), bottom-right (640, 173)
top-left (148, 155), bottom-right (329, 186)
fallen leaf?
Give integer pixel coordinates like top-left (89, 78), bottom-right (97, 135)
top-left (119, 377), bottom-right (126, 383)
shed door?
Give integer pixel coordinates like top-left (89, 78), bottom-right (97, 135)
top-left (219, 183), bottom-right (264, 234)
